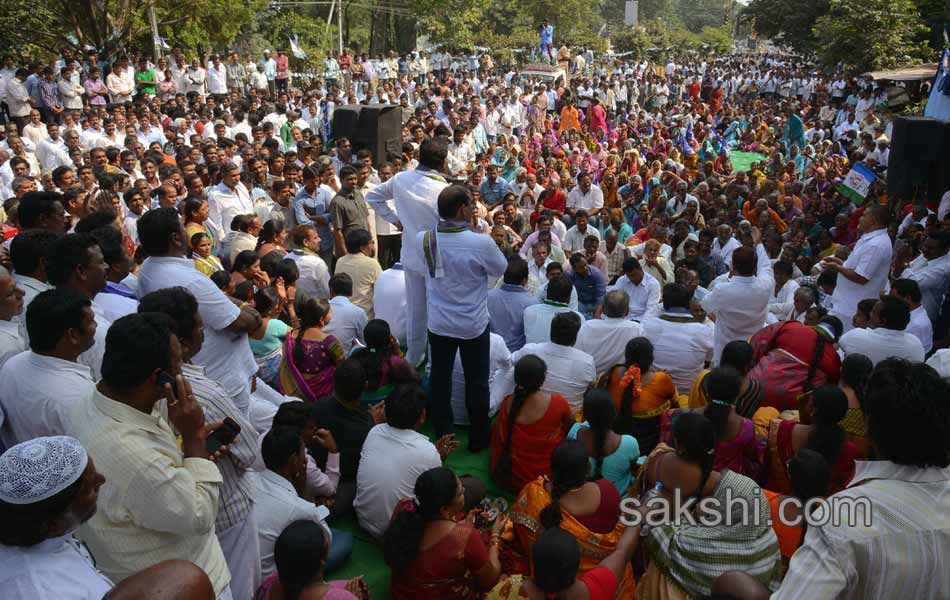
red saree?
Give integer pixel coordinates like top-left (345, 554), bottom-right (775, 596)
top-left (490, 393), bottom-right (573, 493)
top-left (766, 419), bottom-right (859, 495)
top-left (749, 322), bottom-right (841, 411)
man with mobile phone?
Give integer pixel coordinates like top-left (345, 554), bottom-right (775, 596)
top-left (139, 287), bottom-right (262, 600)
top-left (67, 313), bottom-right (234, 599)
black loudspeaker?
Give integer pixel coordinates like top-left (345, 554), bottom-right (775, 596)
top-left (887, 116), bottom-right (950, 203)
top-left (332, 104), bottom-right (402, 168)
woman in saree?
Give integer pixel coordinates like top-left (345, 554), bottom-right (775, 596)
top-left (601, 337), bottom-right (678, 455)
top-left (690, 340), bottom-right (770, 431)
top-left (502, 440), bottom-right (636, 598)
top-left (384, 467), bottom-right (505, 600)
top-left (278, 297), bottom-right (345, 402)
top-left (837, 353), bottom-right (873, 457)
top-left (748, 315), bottom-right (843, 412)
top-left (559, 102), bottom-right (581, 135)
top-left (350, 319), bottom-right (418, 408)
top-left (660, 367), bottom-right (765, 482)
top-left (600, 171), bottom-right (619, 209)
top-left (765, 385), bottom-right (859, 495)
top-left (491, 355), bottom-right (574, 494)
top-left (635, 413), bottom-right (782, 599)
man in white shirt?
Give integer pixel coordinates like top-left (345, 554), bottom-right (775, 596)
top-left (252, 426), bottom-right (337, 579)
top-left (825, 204), bottom-right (893, 332)
top-left (106, 59), bottom-right (134, 104)
top-left (137, 208), bottom-right (262, 416)
top-left (768, 260), bottom-right (800, 319)
top-left (0, 288), bottom-right (95, 447)
top-left (287, 224), bottom-right (331, 300)
top-left (355, 385), bottom-right (444, 538)
top-left (903, 231), bottom-right (950, 322)
top-left (701, 231), bottom-right (774, 365)
top-left (562, 209), bottom-right (601, 254)
top-left (0, 436), bottom-right (112, 599)
top-left (566, 172), bottom-right (604, 216)
top-left (421, 185), bottom-right (507, 451)
top-left (889, 280), bottom-right (933, 354)
top-left (524, 275), bottom-right (584, 344)
top-left (575, 290), bottom-right (642, 377)
top-left (36, 123), bottom-right (74, 172)
top-left (641, 282), bottom-right (714, 395)
top-left (611, 257), bottom-right (661, 321)
top-left (366, 137), bottom-right (449, 367)
top-left (324, 273), bottom-right (368, 356)
top-left (497, 311), bottom-right (595, 415)
top-left (710, 224), bottom-right (741, 268)
top-left (839, 296), bottom-right (926, 365)
top-left (207, 163), bottom-right (253, 239)
top-left (372, 263), bottom-right (407, 347)
top-left (0, 267), bottom-right (25, 369)
top-left (206, 55), bottom-right (228, 96)
top-left (9, 229), bottom-right (56, 322)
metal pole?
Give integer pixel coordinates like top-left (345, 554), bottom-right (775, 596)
top-left (326, 0), bottom-right (335, 49)
top-left (149, 1), bottom-right (162, 62)
top-left (337, 0), bottom-right (344, 55)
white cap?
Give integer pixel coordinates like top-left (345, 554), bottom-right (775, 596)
top-left (0, 436), bottom-right (88, 505)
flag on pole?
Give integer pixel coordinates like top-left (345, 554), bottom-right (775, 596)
top-left (837, 163), bottom-right (876, 205)
top-left (289, 34), bottom-right (307, 59)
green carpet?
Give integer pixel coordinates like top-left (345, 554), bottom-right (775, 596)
top-left (327, 425), bottom-right (510, 599)
top-left (731, 150), bottom-right (768, 173)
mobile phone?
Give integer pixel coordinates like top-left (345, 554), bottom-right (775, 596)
top-left (158, 370), bottom-right (177, 401)
top-left (206, 417), bottom-right (242, 454)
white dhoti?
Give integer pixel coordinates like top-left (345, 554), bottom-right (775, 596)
top-left (217, 516), bottom-right (261, 600)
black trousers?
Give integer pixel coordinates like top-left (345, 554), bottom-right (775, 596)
top-left (377, 234), bottom-right (401, 270)
top-left (427, 326), bottom-right (491, 449)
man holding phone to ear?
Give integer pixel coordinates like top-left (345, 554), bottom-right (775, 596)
top-left (67, 312), bottom-right (235, 599)
top-left (139, 286), bottom-right (262, 600)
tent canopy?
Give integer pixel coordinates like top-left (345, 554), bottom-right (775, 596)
top-left (864, 63), bottom-right (937, 82)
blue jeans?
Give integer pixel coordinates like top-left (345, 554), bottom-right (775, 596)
top-left (578, 301), bottom-right (598, 320)
top-left (325, 528), bottom-right (354, 574)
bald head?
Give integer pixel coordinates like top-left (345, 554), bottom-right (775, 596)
top-left (105, 560), bottom-right (214, 600)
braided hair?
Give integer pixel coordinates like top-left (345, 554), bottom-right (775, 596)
top-left (273, 520), bottom-right (328, 600)
top-left (382, 467), bottom-right (459, 572)
top-left (582, 389), bottom-right (616, 479)
top-left (803, 315), bottom-right (842, 394)
top-left (671, 412), bottom-right (716, 507)
top-left (840, 353), bottom-right (873, 411)
top-left (540, 439), bottom-right (590, 530)
top-left (618, 337), bottom-right (654, 425)
top-left (351, 319), bottom-right (398, 391)
top-left (804, 386), bottom-right (848, 466)
top-left (703, 366), bottom-right (741, 442)
top-left (293, 297), bottom-right (330, 365)
top-left (493, 355), bottom-right (546, 489)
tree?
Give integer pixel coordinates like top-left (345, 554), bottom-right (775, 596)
top-left (744, 0), bottom-right (830, 54)
top-left (812, 0), bottom-right (931, 72)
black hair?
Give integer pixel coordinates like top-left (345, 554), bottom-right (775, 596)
top-left (864, 358), bottom-right (950, 467)
top-left (333, 357), bottom-right (367, 402)
top-left (418, 137), bottom-right (448, 170)
top-left (550, 311), bottom-right (582, 346)
top-left (274, 520), bottom-right (329, 600)
top-left (45, 233), bottom-right (99, 287)
top-left (720, 340), bottom-right (754, 374)
top-left (855, 298), bottom-right (877, 321)
top-left (344, 228), bottom-right (372, 254)
top-left (437, 184), bottom-right (471, 219)
top-left (210, 269), bottom-right (231, 290)
top-left (259, 250), bottom-right (284, 279)
top-left (25, 288), bottom-right (91, 353)
top-left (184, 198), bottom-right (206, 224)
top-left (232, 250), bottom-right (260, 274)
top-left (276, 258), bottom-right (300, 286)
top-left (773, 260), bottom-right (794, 279)
top-left (540, 439), bottom-right (590, 529)
top-left (18, 191), bottom-right (63, 229)
top-left (671, 412), bottom-right (716, 506)
top-left (338, 164), bottom-right (359, 181)
top-left (816, 269), bottom-right (837, 288)
top-left (804, 316), bottom-right (842, 394)
top-left (137, 287), bottom-right (199, 343)
top-left (787, 448), bottom-right (831, 542)
top-left (293, 297), bottom-right (330, 365)
top-left (503, 256), bottom-right (529, 285)
top-left (272, 401), bottom-right (319, 432)
top-left (137, 207), bottom-right (183, 256)
top-left (74, 211), bottom-right (117, 234)
top-left (89, 226), bottom-right (126, 268)
top-left (329, 273), bottom-right (354, 297)
top-left (382, 466), bottom-right (458, 572)
top-left (840, 353), bottom-right (873, 411)
top-left (891, 278), bottom-right (922, 304)
top-left (531, 528), bottom-right (581, 596)
top-left (662, 282), bottom-right (691, 310)
top-left (622, 256), bottom-right (642, 273)
top-left (262, 425), bottom-right (303, 472)
top-left (804, 386), bottom-right (848, 466)
top-left (385, 383), bottom-right (427, 430)
top-left (731, 246), bottom-right (756, 276)
top-left (101, 312), bottom-right (175, 390)
top-left (493, 355), bottom-right (547, 489)
top-left (583, 389), bottom-right (617, 479)
top-left (703, 366), bottom-right (741, 441)
top-left (616, 337), bottom-right (654, 428)
top-left (545, 275), bottom-right (573, 304)
top-left (10, 230), bottom-right (60, 276)
top-left (0, 465), bottom-right (85, 547)
top-left (876, 296), bottom-right (910, 330)
top-left (256, 220), bottom-right (285, 251)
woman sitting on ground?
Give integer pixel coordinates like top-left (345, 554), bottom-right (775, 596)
top-left (689, 340), bottom-right (766, 421)
top-left (350, 319), bottom-right (418, 407)
top-left (837, 353), bottom-right (873, 457)
top-left (568, 389), bottom-right (639, 497)
top-left (278, 297), bottom-right (345, 402)
top-left (249, 286), bottom-right (294, 386)
top-left (503, 439), bottom-right (636, 597)
top-left (383, 467), bottom-right (505, 600)
top-left (490, 355), bottom-right (574, 493)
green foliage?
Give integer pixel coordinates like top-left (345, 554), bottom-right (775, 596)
top-left (812, 0), bottom-right (932, 72)
top-left (743, 0), bottom-right (829, 54)
top-left (611, 21), bottom-right (732, 58)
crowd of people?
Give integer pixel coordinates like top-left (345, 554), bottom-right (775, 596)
top-left (0, 35), bottom-right (948, 600)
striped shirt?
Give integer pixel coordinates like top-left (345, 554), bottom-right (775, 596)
top-left (773, 460), bottom-right (950, 600)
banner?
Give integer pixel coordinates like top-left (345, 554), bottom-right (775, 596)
top-left (838, 163), bottom-right (876, 205)
top-left (625, 1), bottom-right (639, 27)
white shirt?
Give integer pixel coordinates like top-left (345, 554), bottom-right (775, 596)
top-left (206, 63), bottom-right (228, 94)
top-left (419, 228), bottom-right (507, 339)
top-left (366, 167), bottom-right (448, 275)
top-left (93, 291), bottom-right (138, 323)
top-left (904, 253), bottom-right (950, 322)
top-left (206, 182), bottom-right (253, 239)
top-left (0, 535), bottom-right (113, 599)
top-left (138, 256), bottom-right (257, 401)
top-left (451, 332), bottom-right (511, 424)
top-left (575, 317), bottom-right (643, 377)
top-left (830, 228), bottom-right (893, 319)
top-left (0, 351), bottom-right (95, 449)
top-left (711, 236), bottom-right (741, 267)
top-left (523, 302), bottom-right (585, 345)
top-left (0, 318), bottom-right (26, 370)
top-left (701, 244), bottom-right (774, 365)
top-left (562, 224), bottom-right (601, 254)
top-left (611, 272), bottom-right (661, 321)
top-left (496, 342), bottom-right (596, 413)
top-left (288, 250), bottom-right (331, 300)
top-left (838, 326), bottom-right (926, 365)
top-left (566, 185), bottom-right (605, 212)
top-left (640, 310), bottom-right (714, 395)
top-left (906, 305), bottom-right (933, 354)
top-left (372, 265), bottom-right (408, 346)
top-left (354, 424), bottom-right (441, 538)
top-left (36, 137), bottom-right (74, 172)
top-left (252, 469), bottom-right (331, 579)
top-left (324, 295), bottom-right (368, 356)
top-left (768, 279), bottom-right (800, 317)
